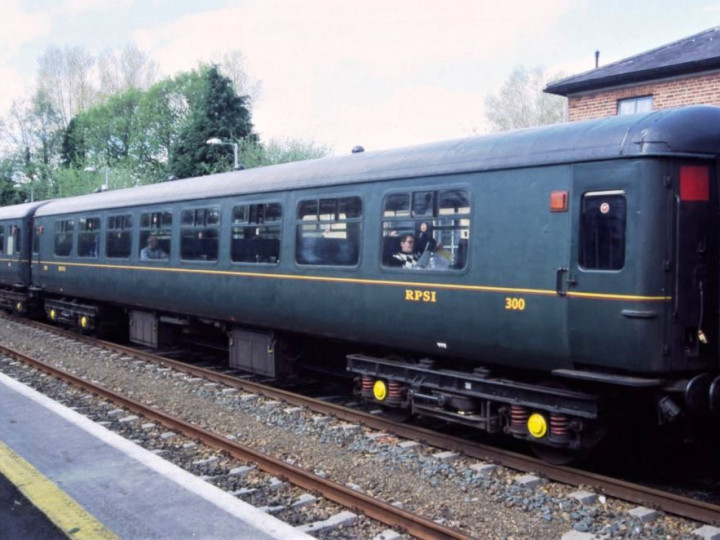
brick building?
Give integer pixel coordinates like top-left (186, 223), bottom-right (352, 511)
top-left (545, 26), bottom-right (720, 121)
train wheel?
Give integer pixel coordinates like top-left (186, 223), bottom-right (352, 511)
top-left (372, 354), bottom-right (413, 422)
top-left (378, 406), bottom-right (412, 423)
top-left (526, 379), bottom-right (604, 464)
top-left (529, 443), bottom-right (587, 465)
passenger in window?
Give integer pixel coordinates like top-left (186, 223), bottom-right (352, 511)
top-left (141, 235), bottom-right (167, 260)
top-left (415, 222), bottom-right (437, 254)
top-left (389, 234), bottom-right (420, 268)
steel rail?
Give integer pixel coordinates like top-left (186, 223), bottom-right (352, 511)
top-left (0, 341), bottom-right (470, 540)
top-left (9, 316), bottom-right (720, 525)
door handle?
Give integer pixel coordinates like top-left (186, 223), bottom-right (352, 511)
top-left (556, 267), bottom-right (568, 296)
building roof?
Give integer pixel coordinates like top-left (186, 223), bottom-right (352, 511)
top-left (34, 106), bottom-right (720, 217)
top-left (546, 26), bottom-right (720, 96)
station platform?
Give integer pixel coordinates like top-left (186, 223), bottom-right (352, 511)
top-left (0, 371), bottom-right (311, 539)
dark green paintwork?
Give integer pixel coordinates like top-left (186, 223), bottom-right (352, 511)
top-left (20, 107), bottom-right (720, 376)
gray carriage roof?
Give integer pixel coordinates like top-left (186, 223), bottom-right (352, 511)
top-left (34, 105), bottom-right (720, 217)
top-left (0, 200), bottom-right (52, 220)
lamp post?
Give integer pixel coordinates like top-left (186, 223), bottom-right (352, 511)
top-left (206, 137), bottom-right (240, 170)
top-left (83, 166), bottom-right (109, 191)
top-left (12, 173), bottom-right (33, 202)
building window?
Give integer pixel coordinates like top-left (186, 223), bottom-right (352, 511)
top-left (296, 196), bottom-right (362, 266)
top-left (180, 207), bottom-right (219, 261)
top-left (231, 203), bottom-right (281, 264)
top-left (579, 191), bottom-right (626, 270)
top-left (77, 217), bottom-right (100, 258)
top-left (381, 188), bottom-right (471, 270)
top-left (106, 215), bottom-right (132, 259)
top-left (617, 96), bottom-right (653, 115)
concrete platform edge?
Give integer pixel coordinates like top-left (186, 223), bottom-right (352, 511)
top-left (0, 371), bottom-right (311, 540)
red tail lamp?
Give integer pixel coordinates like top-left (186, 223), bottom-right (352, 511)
top-left (680, 165), bottom-right (709, 202)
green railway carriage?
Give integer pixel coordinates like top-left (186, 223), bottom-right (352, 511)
top-left (22, 105), bottom-right (720, 459)
top-left (0, 201), bottom-right (49, 314)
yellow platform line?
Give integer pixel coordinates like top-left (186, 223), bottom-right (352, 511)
top-left (0, 439), bottom-right (117, 539)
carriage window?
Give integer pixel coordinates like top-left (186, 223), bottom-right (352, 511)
top-left (78, 217), bottom-right (100, 258)
top-left (296, 196), bottom-right (362, 266)
top-left (6, 225), bottom-right (21, 256)
top-left (579, 192), bottom-right (626, 270)
top-left (181, 207), bottom-right (219, 261)
top-left (381, 188), bottom-right (471, 270)
top-left (54, 220), bottom-right (74, 257)
top-left (0, 226), bottom-right (5, 255)
top-left (106, 215), bottom-right (132, 258)
top-left (139, 211), bottom-right (171, 261)
top-left (383, 194), bottom-right (410, 217)
top-left (33, 226), bottom-right (41, 255)
top-left (231, 203), bottom-right (281, 264)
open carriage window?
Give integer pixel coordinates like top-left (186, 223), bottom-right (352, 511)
top-left (381, 188), bottom-right (470, 271)
top-left (78, 217), bottom-right (100, 258)
top-left (140, 211), bottom-right (172, 261)
top-left (54, 220), bottom-right (74, 257)
top-left (107, 215), bottom-right (132, 258)
top-left (180, 207), bottom-right (219, 262)
top-left (231, 203), bottom-right (282, 264)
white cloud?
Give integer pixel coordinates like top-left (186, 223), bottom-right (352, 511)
top-left (0, 2), bottom-right (52, 113)
top-left (132, 0), bottom-right (573, 150)
top-left (254, 84), bottom-right (488, 152)
top-left (57, 0), bottom-right (135, 13)
top-left (0, 2), bottom-right (51, 55)
top-left (137, 0), bottom-right (575, 77)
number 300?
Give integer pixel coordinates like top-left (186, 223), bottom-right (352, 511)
top-left (504, 297), bottom-right (526, 311)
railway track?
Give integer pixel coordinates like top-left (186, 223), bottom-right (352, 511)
top-left (0, 338), bottom-right (469, 539)
top-left (3, 314), bottom-right (720, 529)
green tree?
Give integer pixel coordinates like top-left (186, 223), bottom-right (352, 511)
top-left (132, 71), bottom-right (205, 182)
top-left (0, 159), bottom-right (25, 205)
top-left (239, 138), bottom-right (331, 169)
top-left (485, 66), bottom-right (568, 131)
top-left (169, 65), bottom-right (255, 179)
top-left (83, 88), bottom-right (143, 166)
top-left (60, 117), bottom-right (86, 169)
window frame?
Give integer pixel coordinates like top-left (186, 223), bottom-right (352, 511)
top-left (295, 195), bottom-right (363, 267)
top-left (617, 95), bottom-right (653, 115)
top-left (179, 206), bottom-right (220, 263)
top-left (77, 216), bottom-right (101, 259)
top-left (6, 224), bottom-right (21, 256)
top-left (380, 187), bottom-right (471, 272)
top-left (230, 201), bottom-right (283, 265)
top-left (53, 219), bottom-right (75, 258)
top-left (106, 214), bottom-right (133, 259)
top-left (139, 210), bottom-right (172, 262)
top-left (578, 190), bottom-right (627, 272)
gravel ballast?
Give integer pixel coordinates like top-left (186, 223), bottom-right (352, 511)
top-left (0, 318), bottom-right (710, 538)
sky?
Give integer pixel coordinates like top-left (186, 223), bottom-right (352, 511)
top-left (2, 0), bottom-right (719, 154)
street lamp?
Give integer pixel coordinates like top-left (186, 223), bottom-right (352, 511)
top-left (12, 172), bottom-right (33, 202)
top-left (206, 138), bottom-right (240, 170)
top-left (83, 166), bottom-right (109, 191)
